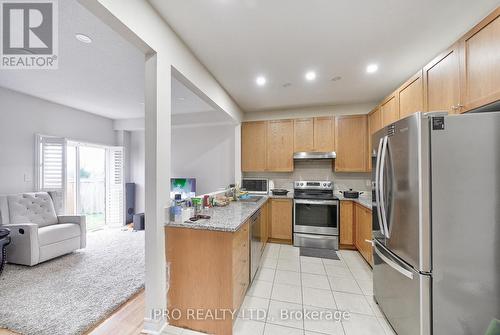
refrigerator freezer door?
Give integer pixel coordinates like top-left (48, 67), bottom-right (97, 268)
top-left (373, 240), bottom-right (431, 335)
top-left (376, 113), bottom-right (431, 272)
top-left (431, 112), bottom-right (500, 335)
top-left (372, 134), bottom-right (385, 241)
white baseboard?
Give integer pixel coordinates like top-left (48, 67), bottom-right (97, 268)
top-left (142, 317), bottom-right (167, 334)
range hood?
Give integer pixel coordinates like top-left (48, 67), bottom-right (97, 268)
top-left (293, 151), bottom-right (336, 160)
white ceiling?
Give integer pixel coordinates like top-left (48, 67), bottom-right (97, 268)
top-left (0, 0), bottom-right (145, 120)
top-left (172, 76), bottom-right (234, 125)
top-left (149, 0), bottom-right (500, 112)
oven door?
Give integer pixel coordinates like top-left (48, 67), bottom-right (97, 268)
top-left (293, 199), bottom-right (339, 235)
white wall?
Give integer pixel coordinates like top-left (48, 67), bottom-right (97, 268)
top-left (243, 102), bottom-right (377, 121)
top-left (172, 124), bottom-right (235, 195)
top-left (130, 130), bottom-right (145, 213)
top-left (0, 87), bottom-right (116, 194)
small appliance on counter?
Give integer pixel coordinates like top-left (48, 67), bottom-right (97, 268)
top-left (241, 178), bottom-right (268, 194)
top-left (339, 189), bottom-right (364, 199)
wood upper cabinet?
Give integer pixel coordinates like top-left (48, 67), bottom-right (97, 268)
top-left (367, 108), bottom-right (382, 171)
top-left (293, 117), bottom-right (334, 152)
top-left (423, 44), bottom-right (461, 114)
top-left (459, 8), bottom-right (500, 112)
top-left (313, 116), bottom-right (334, 152)
top-left (267, 119), bottom-right (294, 172)
top-left (334, 115), bottom-right (368, 172)
top-left (380, 94), bottom-right (399, 126)
top-left (398, 70), bottom-right (424, 119)
top-left (293, 118), bottom-right (314, 152)
top-left (241, 121), bottom-right (267, 172)
top-left (269, 198), bottom-right (293, 241)
top-left (340, 200), bottom-right (355, 247)
top-left (354, 204), bottom-right (373, 266)
top-left (368, 108), bottom-right (382, 135)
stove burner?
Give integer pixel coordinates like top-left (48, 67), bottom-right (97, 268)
top-left (293, 180), bottom-right (336, 200)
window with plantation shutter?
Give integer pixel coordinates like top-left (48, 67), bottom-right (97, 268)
top-left (36, 135), bottom-right (67, 213)
top-left (106, 147), bottom-right (124, 226)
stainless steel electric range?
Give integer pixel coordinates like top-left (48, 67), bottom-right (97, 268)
top-left (293, 180), bottom-right (339, 250)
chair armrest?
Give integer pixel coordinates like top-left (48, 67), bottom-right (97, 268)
top-left (3, 223), bottom-right (39, 266)
top-left (58, 215), bottom-right (85, 224)
top-left (58, 216), bottom-right (86, 249)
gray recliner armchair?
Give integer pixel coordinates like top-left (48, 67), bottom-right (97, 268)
top-left (0, 192), bottom-right (86, 266)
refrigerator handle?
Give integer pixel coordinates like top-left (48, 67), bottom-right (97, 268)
top-left (374, 137), bottom-right (385, 236)
top-left (374, 242), bottom-right (414, 280)
top-left (379, 136), bottom-right (390, 238)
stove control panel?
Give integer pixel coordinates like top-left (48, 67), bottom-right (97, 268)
top-left (294, 181), bottom-right (333, 190)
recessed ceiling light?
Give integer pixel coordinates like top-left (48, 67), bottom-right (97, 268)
top-left (256, 76), bottom-right (267, 86)
top-left (331, 76), bottom-right (342, 82)
top-left (366, 64), bottom-right (379, 73)
top-left (305, 71), bottom-right (316, 81)
top-left (75, 33), bottom-right (92, 44)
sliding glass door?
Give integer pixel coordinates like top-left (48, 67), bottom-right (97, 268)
top-left (65, 142), bottom-right (121, 231)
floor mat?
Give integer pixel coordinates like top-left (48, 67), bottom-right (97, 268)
top-left (300, 247), bottom-right (340, 260)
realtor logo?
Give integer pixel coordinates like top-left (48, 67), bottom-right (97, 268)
top-left (1, 0), bottom-right (58, 69)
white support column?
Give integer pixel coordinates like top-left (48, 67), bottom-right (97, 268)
top-left (142, 53), bottom-right (171, 334)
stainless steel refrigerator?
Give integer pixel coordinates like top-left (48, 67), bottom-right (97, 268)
top-left (371, 111), bottom-right (500, 335)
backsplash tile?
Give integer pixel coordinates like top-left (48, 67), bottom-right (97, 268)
top-left (243, 160), bottom-right (371, 192)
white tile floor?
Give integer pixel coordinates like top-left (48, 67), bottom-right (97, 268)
top-left (163, 243), bottom-right (397, 335)
top-left (234, 243), bottom-right (397, 335)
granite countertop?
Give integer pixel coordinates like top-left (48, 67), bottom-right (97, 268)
top-left (337, 193), bottom-right (372, 210)
top-left (165, 196), bottom-right (268, 232)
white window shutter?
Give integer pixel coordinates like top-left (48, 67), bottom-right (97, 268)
top-left (106, 147), bottom-right (124, 226)
top-left (36, 135), bottom-right (66, 213)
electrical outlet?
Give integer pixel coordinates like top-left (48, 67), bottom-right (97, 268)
top-left (365, 179), bottom-right (371, 187)
top-left (24, 173), bottom-right (32, 182)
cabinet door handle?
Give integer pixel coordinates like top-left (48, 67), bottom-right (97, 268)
top-left (451, 105), bottom-right (459, 110)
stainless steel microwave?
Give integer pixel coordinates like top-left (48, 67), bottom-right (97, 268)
top-left (241, 178), bottom-right (268, 194)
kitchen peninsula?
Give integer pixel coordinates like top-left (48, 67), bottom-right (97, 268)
top-left (164, 196), bottom-right (268, 335)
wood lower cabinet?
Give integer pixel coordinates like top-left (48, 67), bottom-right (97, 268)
top-left (166, 223), bottom-right (250, 335)
top-left (267, 120), bottom-right (294, 172)
top-left (381, 94), bottom-right (399, 126)
top-left (294, 118), bottom-right (314, 152)
top-left (313, 116), bottom-right (334, 152)
top-left (339, 200), bottom-right (355, 247)
top-left (459, 8), bottom-right (500, 112)
top-left (423, 44), bottom-right (461, 114)
top-left (354, 203), bottom-right (373, 266)
top-left (398, 70), bottom-right (424, 119)
top-left (334, 115), bottom-right (368, 172)
top-left (241, 121), bottom-right (267, 172)
top-left (269, 198), bottom-right (293, 242)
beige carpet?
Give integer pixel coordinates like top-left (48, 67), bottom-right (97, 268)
top-left (0, 229), bottom-right (145, 335)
